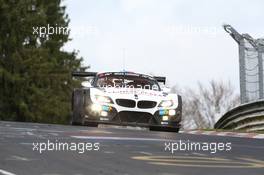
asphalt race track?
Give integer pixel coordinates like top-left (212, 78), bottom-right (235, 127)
top-left (0, 121), bottom-right (263, 175)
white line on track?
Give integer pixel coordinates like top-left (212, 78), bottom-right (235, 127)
top-left (103, 151), bottom-right (115, 154)
top-left (253, 135), bottom-right (264, 139)
top-left (71, 136), bottom-right (178, 142)
top-left (0, 169), bottom-right (16, 175)
top-left (39, 130), bottom-right (65, 133)
top-left (191, 152), bottom-right (206, 156)
top-left (139, 151), bottom-right (153, 155)
top-left (48, 133), bottom-right (59, 136)
top-left (80, 130), bottom-right (113, 134)
top-left (20, 143), bottom-right (32, 145)
top-left (26, 132), bottom-right (34, 136)
top-left (11, 127), bottom-right (36, 131)
top-left (0, 126), bottom-right (64, 133)
top-left (6, 156), bottom-right (32, 161)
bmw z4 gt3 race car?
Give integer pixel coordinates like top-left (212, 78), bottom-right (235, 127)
top-left (71, 71), bottom-right (182, 132)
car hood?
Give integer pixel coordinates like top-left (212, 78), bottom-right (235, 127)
top-left (104, 87), bottom-right (164, 97)
top-left (89, 87), bottom-right (179, 109)
top-left (90, 87), bottom-right (172, 102)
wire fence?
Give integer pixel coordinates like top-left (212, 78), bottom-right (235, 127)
top-left (224, 24), bottom-right (264, 103)
top-left (244, 40), bottom-right (260, 101)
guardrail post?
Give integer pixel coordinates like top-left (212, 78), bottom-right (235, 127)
top-left (239, 40), bottom-right (247, 103)
top-left (258, 50), bottom-right (264, 99)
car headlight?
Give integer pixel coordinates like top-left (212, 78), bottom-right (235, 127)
top-left (159, 100), bottom-right (173, 107)
top-left (95, 95), bottom-right (113, 104)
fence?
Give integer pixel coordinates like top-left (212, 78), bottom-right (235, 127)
top-left (215, 25), bottom-right (264, 131)
top-left (223, 24), bottom-right (264, 103)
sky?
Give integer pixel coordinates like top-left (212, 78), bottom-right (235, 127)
top-left (63, 0), bottom-right (264, 91)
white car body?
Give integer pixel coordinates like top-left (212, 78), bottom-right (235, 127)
top-left (89, 87), bottom-right (179, 115)
top-left (71, 71), bottom-right (182, 132)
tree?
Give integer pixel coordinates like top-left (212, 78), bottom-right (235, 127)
top-left (0, 0), bottom-right (84, 123)
top-left (172, 80), bottom-right (239, 129)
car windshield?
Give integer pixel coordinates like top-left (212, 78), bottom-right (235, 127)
top-left (95, 73), bottom-right (160, 91)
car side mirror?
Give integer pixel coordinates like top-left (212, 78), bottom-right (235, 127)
top-left (162, 87), bottom-right (171, 93)
top-left (81, 81), bottom-right (92, 88)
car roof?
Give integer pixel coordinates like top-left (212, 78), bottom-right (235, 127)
top-left (97, 71), bottom-right (155, 80)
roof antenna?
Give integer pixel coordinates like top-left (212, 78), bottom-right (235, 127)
top-left (122, 48), bottom-right (126, 85)
top-left (122, 48), bottom-right (126, 72)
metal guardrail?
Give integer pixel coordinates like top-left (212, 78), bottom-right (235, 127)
top-left (214, 100), bottom-right (264, 131)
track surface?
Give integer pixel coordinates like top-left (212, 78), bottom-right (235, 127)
top-left (0, 121), bottom-right (263, 175)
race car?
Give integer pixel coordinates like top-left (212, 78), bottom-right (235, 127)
top-left (71, 71), bottom-right (182, 132)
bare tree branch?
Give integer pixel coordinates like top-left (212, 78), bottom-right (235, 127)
top-left (172, 80), bottom-right (239, 129)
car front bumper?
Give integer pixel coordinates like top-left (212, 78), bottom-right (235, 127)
top-left (84, 104), bottom-right (182, 129)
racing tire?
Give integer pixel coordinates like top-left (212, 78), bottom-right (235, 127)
top-left (71, 89), bottom-right (85, 126)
